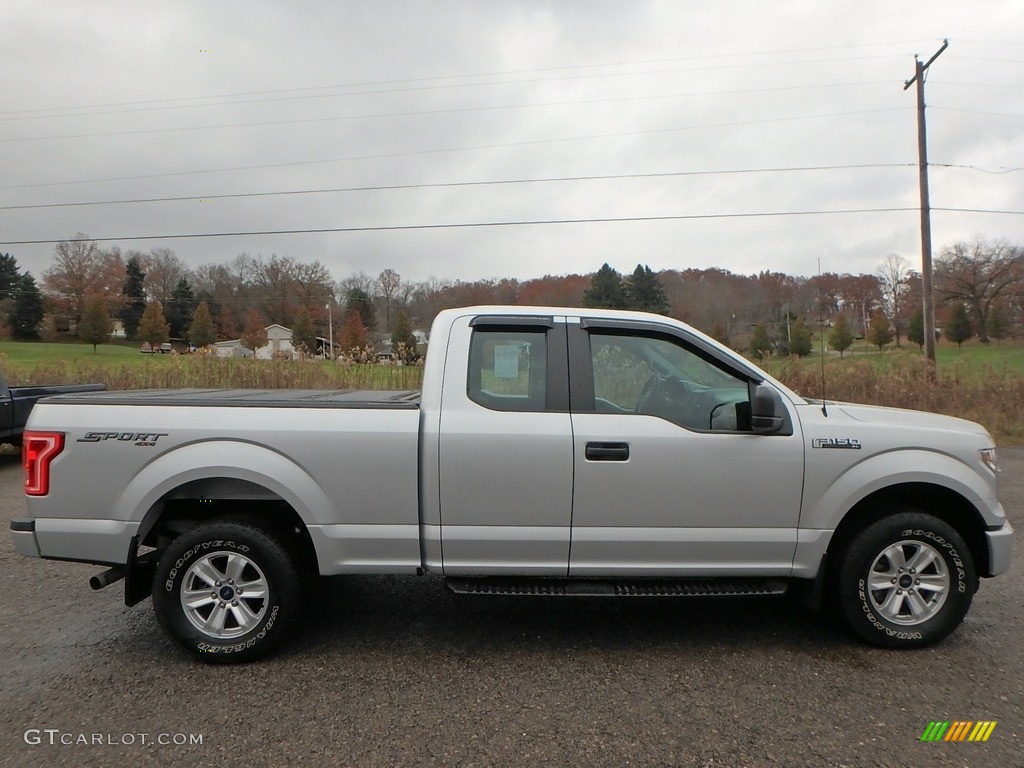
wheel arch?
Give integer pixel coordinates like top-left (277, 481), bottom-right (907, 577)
top-left (827, 482), bottom-right (990, 579)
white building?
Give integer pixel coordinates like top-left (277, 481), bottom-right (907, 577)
top-left (213, 324), bottom-right (298, 359)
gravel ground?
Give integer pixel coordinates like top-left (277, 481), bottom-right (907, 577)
top-left (1, 450), bottom-right (1021, 768)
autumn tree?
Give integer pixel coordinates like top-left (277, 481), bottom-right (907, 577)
top-left (936, 238), bottom-right (1021, 343)
top-left (828, 314), bottom-right (854, 357)
top-left (188, 301), bottom-right (217, 348)
top-left (78, 297), bottom-right (113, 352)
top-left (290, 305), bottom-right (317, 354)
top-left (120, 256), bottom-right (147, 339)
top-left (867, 310), bottom-right (893, 352)
top-left (42, 235), bottom-right (103, 326)
top-left (239, 309), bottom-right (268, 355)
top-left (339, 309), bottom-right (368, 355)
top-left (583, 263), bottom-right (627, 309)
top-left (138, 301), bottom-right (170, 348)
top-left (944, 303), bottom-right (973, 349)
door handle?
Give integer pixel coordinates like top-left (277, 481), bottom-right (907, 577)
top-left (585, 442), bottom-right (630, 461)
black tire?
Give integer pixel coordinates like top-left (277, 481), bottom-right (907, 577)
top-left (153, 520), bottom-right (300, 663)
top-left (836, 511), bottom-right (976, 648)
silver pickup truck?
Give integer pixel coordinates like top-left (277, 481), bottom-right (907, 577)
top-left (10, 306), bottom-right (1013, 662)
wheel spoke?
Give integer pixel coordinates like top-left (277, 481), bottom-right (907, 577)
top-left (230, 601), bottom-right (261, 632)
top-left (904, 590), bottom-right (930, 618)
top-left (238, 576), bottom-right (268, 600)
top-left (182, 588), bottom-right (217, 611)
top-left (916, 573), bottom-right (948, 596)
top-left (202, 604), bottom-right (229, 634)
top-left (877, 588), bottom-right (906, 619)
top-left (868, 574), bottom-right (896, 591)
top-left (907, 546), bottom-right (939, 574)
top-left (879, 544), bottom-right (908, 571)
top-left (225, 553), bottom-right (248, 582)
top-left (190, 558), bottom-right (225, 588)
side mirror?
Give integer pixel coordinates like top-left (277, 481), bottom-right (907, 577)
top-left (750, 384), bottom-right (792, 435)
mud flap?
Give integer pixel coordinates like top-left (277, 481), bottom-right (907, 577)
top-left (124, 535), bottom-right (158, 607)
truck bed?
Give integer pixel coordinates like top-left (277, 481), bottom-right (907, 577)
top-left (41, 388), bottom-right (421, 409)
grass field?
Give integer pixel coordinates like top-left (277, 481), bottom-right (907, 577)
top-left (2, 338), bottom-right (1023, 443)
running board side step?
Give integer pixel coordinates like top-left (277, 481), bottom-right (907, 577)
top-left (445, 577), bottom-right (788, 598)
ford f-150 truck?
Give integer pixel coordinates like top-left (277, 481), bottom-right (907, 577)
top-left (9, 306), bottom-right (1013, 662)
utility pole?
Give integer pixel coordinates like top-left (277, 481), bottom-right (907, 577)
top-left (904, 39), bottom-right (948, 365)
top-left (326, 301), bottom-right (334, 360)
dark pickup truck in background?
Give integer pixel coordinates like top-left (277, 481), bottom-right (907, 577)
top-left (0, 373), bottom-right (103, 445)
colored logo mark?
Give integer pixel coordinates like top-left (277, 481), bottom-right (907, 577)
top-left (920, 721), bottom-right (997, 742)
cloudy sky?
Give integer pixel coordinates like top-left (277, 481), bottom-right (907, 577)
top-left (1, 1), bottom-right (1022, 286)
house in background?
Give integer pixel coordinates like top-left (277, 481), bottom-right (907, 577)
top-left (213, 324), bottom-right (298, 359)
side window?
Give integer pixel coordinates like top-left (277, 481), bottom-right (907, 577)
top-left (468, 330), bottom-right (547, 412)
top-left (589, 332), bottom-right (751, 431)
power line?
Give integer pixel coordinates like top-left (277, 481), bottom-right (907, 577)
top-left (0, 40), bottom-right (927, 118)
top-left (0, 208), bottom-right (924, 246)
top-left (0, 82), bottom-right (893, 144)
top-left (0, 164), bottom-right (917, 212)
top-left (0, 107), bottom-right (905, 190)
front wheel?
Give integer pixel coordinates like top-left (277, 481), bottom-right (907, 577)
top-left (153, 520), bottom-right (300, 663)
top-left (836, 512), bottom-right (976, 648)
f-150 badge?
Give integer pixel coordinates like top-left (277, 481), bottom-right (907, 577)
top-left (812, 437), bottom-right (861, 449)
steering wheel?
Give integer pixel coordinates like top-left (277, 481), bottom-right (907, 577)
top-left (636, 374), bottom-right (663, 415)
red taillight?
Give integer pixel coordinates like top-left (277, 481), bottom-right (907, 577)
top-left (23, 432), bottom-right (64, 496)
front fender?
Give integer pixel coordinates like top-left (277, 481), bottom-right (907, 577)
top-left (804, 448), bottom-right (996, 532)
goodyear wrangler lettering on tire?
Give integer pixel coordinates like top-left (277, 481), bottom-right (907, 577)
top-left (153, 521), bottom-right (299, 664)
top-left (838, 510), bottom-right (975, 649)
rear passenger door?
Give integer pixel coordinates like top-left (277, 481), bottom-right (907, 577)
top-left (437, 316), bottom-right (574, 575)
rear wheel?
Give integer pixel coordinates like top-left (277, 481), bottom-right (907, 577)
top-left (836, 511), bottom-right (976, 648)
top-left (153, 520), bottom-right (300, 663)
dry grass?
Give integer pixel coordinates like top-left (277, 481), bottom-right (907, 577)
top-left (770, 356), bottom-right (1024, 444)
top-left (1, 356), bottom-right (424, 392)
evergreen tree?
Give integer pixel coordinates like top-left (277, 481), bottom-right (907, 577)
top-left (986, 300), bottom-right (1010, 344)
top-left (78, 297), bottom-right (114, 352)
top-left (907, 307), bottom-right (925, 350)
top-left (166, 277), bottom-right (196, 338)
top-left (867, 311), bottom-right (894, 351)
top-left (240, 309), bottom-right (268, 354)
top-left (290, 305), bottom-right (317, 354)
top-left (188, 301), bottom-right (217, 348)
top-left (11, 273), bottom-right (45, 339)
top-left (390, 310), bottom-right (418, 363)
top-left (828, 314), bottom-right (854, 357)
top-left (138, 301), bottom-right (170, 348)
top-left (583, 263), bottom-right (627, 309)
top-left (749, 323), bottom-right (771, 360)
top-left (344, 287), bottom-right (376, 331)
top-left (120, 256), bottom-right (147, 339)
top-left (624, 264), bottom-right (670, 314)
top-left (944, 303), bottom-right (973, 349)
top-left (0, 253), bottom-right (22, 300)
top-left (790, 318), bottom-right (813, 357)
